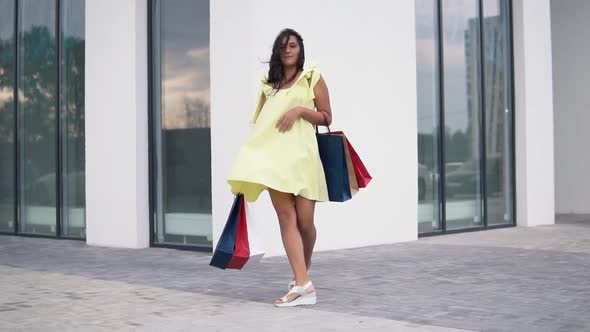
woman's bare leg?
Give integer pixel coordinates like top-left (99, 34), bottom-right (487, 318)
top-left (295, 195), bottom-right (316, 271)
top-left (268, 189), bottom-right (314, 303)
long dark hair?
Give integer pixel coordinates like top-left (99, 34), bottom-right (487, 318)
top-left (267, 28), bottom-right (305, 90)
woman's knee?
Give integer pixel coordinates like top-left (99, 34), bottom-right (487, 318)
top-left (297, 217), bottom-right (315, 235)
top-left (272, 202), bottom-right (297, 228)
top-left (295, 198), bottom-right (315, 233)
top-left (275, 206), bottom-right (297, 223)
top-left (269, 190), bottom-right (296, 220)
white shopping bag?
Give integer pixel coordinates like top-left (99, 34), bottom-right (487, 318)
top-left (241, 200), bottom-right (265, 269)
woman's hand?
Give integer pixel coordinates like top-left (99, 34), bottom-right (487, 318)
top-left (276, 107), bottom-right (304, 133)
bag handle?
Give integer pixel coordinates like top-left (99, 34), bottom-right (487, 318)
top-left (307, 70), bottom-right (331, 133)
top-left (315, 113), bottom-right (331, 134)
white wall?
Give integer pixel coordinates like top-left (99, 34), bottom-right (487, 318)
top-left (513, 0), bottom-right (555, 226)
top-left (551, 0), bottom-right (590, 214)
top-left (85, 0), bottom-right (149, 248)
top-left (211, 0), bottom-right (418, 256)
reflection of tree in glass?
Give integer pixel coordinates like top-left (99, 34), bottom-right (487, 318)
top-left (13, 27), bottom-right (85, 155)
top-left (19, 26), bottom-right (57, 148)
top-left (445, 127), bottom-right (469, 163)
top-left (418, 128), bottom-right (470, 170)
top-left (10, 26), bottom-right (85, 206)
top-left (8, 27), bottom-right (84, 144)
top-left (62, 35), bottom-right (85, 144)
top-left (181, 96), bottom-right (210, 129)
top-left (0, 34), bottom-right (15, 144)
top-left (61, 31), bottom-right (86, 211)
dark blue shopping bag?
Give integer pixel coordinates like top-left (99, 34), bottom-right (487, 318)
top-left (210, 194), bottom-right (243, 269)
top-left (316, 131), bottom-right (352, 202)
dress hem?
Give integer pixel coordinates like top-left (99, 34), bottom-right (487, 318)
top-left (227, 178), bottom-right (328, 203)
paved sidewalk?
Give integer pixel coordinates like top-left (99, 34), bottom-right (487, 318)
top-left (1, 217), bottom-right (590, 331)
top-left (0, 265), bottom-right (471, 332)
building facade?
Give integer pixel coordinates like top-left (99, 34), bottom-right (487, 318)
top-left (1, 0), bottom-right (587, 256)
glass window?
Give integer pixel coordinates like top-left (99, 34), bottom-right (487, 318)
top-left (0, 0), bottom-right (16, 233)
top-left (60, 0), bottom-right (85, 237)
top-left (482, 0), bottom-right (513, 226)
top-left (18, 0), bottom-right (58, 235)
top-left (416, 0), bottom-right (514, 234)
top-left (442, 0), bottom-right (484, 230)
top-left (416, 0), bottom-right (441, 233)
top-left (151, 0), bottom-right (212, 247)
top-left (1, 0), bottom-right (85, 238)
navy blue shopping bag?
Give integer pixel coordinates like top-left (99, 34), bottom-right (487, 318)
top-left (210, 194), bottom-right (243, 269)
top-left (316, 130), bottom-right (352, 202)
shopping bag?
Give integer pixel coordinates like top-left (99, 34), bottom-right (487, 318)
top-left (241, 201), bottom-right (265, 269)
top-left (333, 133), bottom-right (359, 196)
top-left (209, 194), bottom-right (242, 269)
top-left (226, 197), bottom-right (250, 269)
top-left (316, 131), bottom-right (352, 202)
top-left (332, 131), bottom-right (372, 188)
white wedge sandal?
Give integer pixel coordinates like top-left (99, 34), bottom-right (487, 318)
top-left (274, 280), bottom-right (317, 308)
top-left (288, 268), bottom-right (310, 291)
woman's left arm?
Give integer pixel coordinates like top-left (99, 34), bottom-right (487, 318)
top-left (276, 76), bottom-right (333, 132)
top-left (302, 76), bottom-right (332, 126)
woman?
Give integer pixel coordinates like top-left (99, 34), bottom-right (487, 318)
top-left (227, 28), bottom-right (333, 307)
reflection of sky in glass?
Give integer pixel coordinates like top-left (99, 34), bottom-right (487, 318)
top-left (0, 1), bottom-right (14, 39)
top-left (416, 0), bottom-right (481, 133)
top-left (442, 0), bottom-right (478, 133)
top-left (20, 0), bottom-right (56, 36)
top-left (416, 0), bottom-right (503, 134)
top-left (1, 1), bottom-right (83, 46)
top-left (415, 0), bottom-right (437, 135)
top-left (161, 0), bottom-right (210, 129)
top-left (61, 0), bottom-right (85, 39)
top-left (483, 0), bottom-right (500, 16)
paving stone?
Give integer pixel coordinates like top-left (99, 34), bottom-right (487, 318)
top-left (0, 266), bottom-right (472, 332)
top-left (0, 218), bottom-right (589, 331)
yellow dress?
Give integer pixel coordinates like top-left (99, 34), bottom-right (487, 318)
top-left (227, 65), bottom-right (329, 203)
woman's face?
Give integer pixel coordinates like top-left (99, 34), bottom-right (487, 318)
top-left (280, 35), bottom-right (300, 67)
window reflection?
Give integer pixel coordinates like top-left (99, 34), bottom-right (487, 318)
top-left (442, 0), bottom-right (484, 230)
top-left (416, 0), bottom-right (441, 233)
top-left (482, 0), bottom-right (512, 225)
top-left (18, 0), bottom-right (57, 235)
top-left (0, 0), bottom-right (16, 233)
top-left (416, 0), bottom-right (514, 233)
top-left (153, 0), bottom-right (212, 247)
top-left (161, 1), bottom-right (210, 130)
top-left (60, 0), bottom-right (86, 237)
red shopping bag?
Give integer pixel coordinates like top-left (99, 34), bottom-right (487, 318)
top-left (226, 196), bottom-right (250, 269)
top-left (332, 131), bottom-right (372, 188)
top-left (210, 194), bottom-right (242, 269)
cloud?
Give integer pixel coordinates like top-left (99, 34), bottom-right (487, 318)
top-left (416, 39), bottom-right (468, 69)
top-left (163, 70), bottom-right (210, 102)
top-left (187, 47), bottom-right (210, 61)
top-left (161, 69), bottom-right (211, 129)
